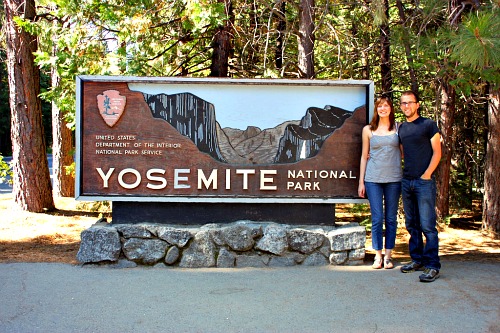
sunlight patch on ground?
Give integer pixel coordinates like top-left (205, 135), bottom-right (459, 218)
top-left (439, 226), bottom-right (500, 256)
top-left (0, 194), bottom-right (97, 242)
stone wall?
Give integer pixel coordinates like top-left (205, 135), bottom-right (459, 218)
top-left (77, 221), bottom-right (366, 268)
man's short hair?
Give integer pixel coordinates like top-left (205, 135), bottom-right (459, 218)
top-left (401, 90), bottom-right (420, 103)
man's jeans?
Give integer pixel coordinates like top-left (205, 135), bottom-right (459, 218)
top-left (402, 178), bottom-right (441, 270)
top-left (365, 181), bottom-right (401, 251)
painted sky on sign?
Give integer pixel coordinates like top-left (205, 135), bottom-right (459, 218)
top-left (129, 83), bottom-right (366, 130)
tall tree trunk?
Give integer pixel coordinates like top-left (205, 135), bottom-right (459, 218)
top-left (4, 0), bottom-right (54, 212)
top-left (351, 15), bottom-right (369, 80)
top-left (435, 0), bottom-right (463, 219)
top-left (298, 0), bottom-right (315, 78)
top-left (380, 0), bottom-right (392, 99)
top-left (51, 70), bottom-right (74, 197)
top-left (482, 86), bottom-right (500, 237)
top-left (0, 56), bottom-right (11, 154)
top-left (395, 0), bottom-right (418, 93)
top-left (275, 0), bottom-right (286, 70)
top-left (209, 0), bottom-right (233, 77)
top-left (361, 36), bottom-right (370, 80)
top-left (462, 101), bottom-right (473, 208)
top-left (435, 79), bottom-right (455, 219)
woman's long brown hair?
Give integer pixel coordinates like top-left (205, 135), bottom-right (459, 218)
top-left (369, 97), bottom-right (395, 131)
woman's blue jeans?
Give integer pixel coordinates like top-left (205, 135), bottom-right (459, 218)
top-left (365, 181), bottom-right (401, 251)
top-left (401, 178), bottom-right (441, 270)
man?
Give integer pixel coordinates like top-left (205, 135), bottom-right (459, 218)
top-left (398, 91), bottom-right (442, 282)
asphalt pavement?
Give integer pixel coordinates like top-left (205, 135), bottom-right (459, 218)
top-left (0, 260), bottom-right (498, 333)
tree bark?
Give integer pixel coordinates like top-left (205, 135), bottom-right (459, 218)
top-left (209, 0), bottom-right (233, 77)
top-left (435, 79), bottom-right (455, 219)
top-left (435, 0), bottom-right (462, 220)
top-left (51, 70), bottom-right (74, 197)
top-left (4, 0), bottom-right (54, 212)
top-left (275, 0), bottom-right (286, 70)
top-left (298, 0), bottom-right (315, 78)
top-left (380, 0), bottom-right (392, 99)
top-left (361, 49), bottom-right (369, 80)
top-left (482, 86), bottom-right (500, 237)
top-left (351, 13), bottom-right (369, 80)
top-left (395, 0), bottom-right (418, 93)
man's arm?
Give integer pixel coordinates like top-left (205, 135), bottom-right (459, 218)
top-left (421, 132), bottom-right (441, 179)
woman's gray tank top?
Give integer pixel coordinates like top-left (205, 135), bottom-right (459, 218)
top-left (364, 132), bottom-right (402, 183)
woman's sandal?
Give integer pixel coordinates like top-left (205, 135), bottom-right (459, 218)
top-left (372, 257), bottom-right (383, 269)
top-left (384, 257), bottom-right (394, 269)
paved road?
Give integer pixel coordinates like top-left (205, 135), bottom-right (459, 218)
top-left (0, 155), bottom-right (52, 194)
top-left (0, 261), bottom-right (498, 333)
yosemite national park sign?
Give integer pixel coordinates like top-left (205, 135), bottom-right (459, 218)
top-left (76, 76), bottom-right (373, 203)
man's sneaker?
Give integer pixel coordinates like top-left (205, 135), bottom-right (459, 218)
top-left (400, 261), bottom-right (424, 273)
top-left (419, 268), bottom-right (440, 282)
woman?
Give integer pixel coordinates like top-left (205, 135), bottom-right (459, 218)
top-left (358, 96), bottom-right (402, 269)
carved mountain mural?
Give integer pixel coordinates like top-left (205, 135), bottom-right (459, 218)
top-left (216, 121), bottom-right (299, 164)
top-left (274, 106), bottom-right (353, 163)
top-left (142, 92), bottom-right (356, 165)
top-left (143, 92), bottom-right (227, 162)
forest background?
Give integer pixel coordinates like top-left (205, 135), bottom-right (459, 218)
top-left (0, 0), bottom-right (498, 236)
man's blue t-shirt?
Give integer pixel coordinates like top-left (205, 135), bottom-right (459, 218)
top-left (398, 116), bottom-right (440, 179)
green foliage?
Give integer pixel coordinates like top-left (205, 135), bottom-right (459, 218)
top-left (446, 9), bottom-right (500, 96)
top-left (184, 0), bottom-right (227, 33)
top-left (359, 217), bottom-right (373, 232)
top-left (76, 200), bottom-right (111, 212)
top-left (348, 203), bottom-right (370, 214)
top-left (65, 162), bottom-right (76, 177)
top-left (0, 154), bottom-right (13, 185)
top-left (344, 204), bottom-right (372, 231)
top-left (449, 10), bottom-right (500, 71)
top-left (370, 0), bottom-right (387, 27)
top-left (315, 2), bottom-right (377, 80)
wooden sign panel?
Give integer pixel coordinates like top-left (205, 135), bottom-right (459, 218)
top-left (76, 76), bottom-right (373, 203)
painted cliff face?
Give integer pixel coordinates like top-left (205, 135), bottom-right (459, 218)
top-left (143, 92), bottom-right (357, 165)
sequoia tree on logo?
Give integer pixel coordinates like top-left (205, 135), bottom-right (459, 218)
top-left (97, 90), bottom-right (126, 127)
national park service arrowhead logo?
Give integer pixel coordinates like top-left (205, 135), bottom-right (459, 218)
top-left (97, 90), bottom-right (126, 127)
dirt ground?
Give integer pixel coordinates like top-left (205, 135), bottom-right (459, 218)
top-left (0, 194), bottom-right (498, 265)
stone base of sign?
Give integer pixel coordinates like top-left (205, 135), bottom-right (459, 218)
top-left (112, 202), bottom-right (336, 225)
top-left (77, 220), bottom-right (366, 268)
